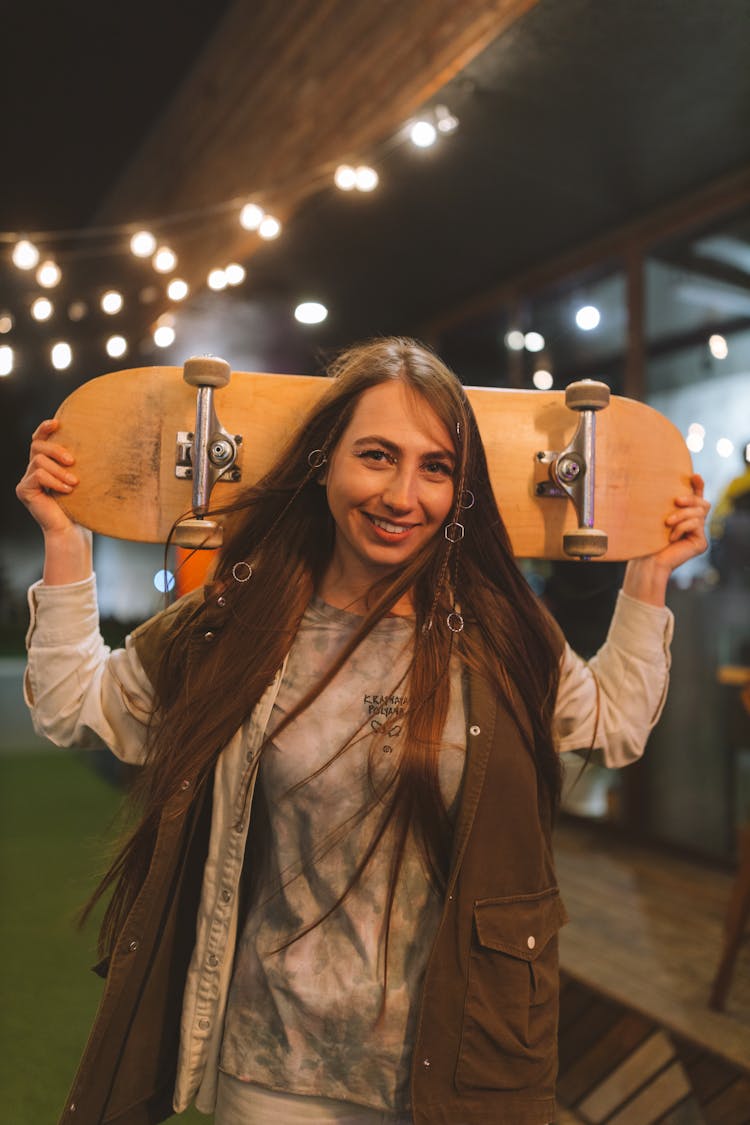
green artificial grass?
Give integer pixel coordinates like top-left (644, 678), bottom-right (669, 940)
top-left (0, 749), bottom-right (209, 1123)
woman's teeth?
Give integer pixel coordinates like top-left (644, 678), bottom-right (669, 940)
top-left (368, 515), bottom-right (411, 535)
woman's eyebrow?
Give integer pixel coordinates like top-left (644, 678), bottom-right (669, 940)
top-left (352, 434), bottom-right (455, 463)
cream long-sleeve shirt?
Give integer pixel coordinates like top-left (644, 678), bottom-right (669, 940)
top-left (23, 575), bottom-right (673, 1112)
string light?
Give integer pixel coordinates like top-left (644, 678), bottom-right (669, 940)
top-left (12, 240), bottom-right (40, 269)
top-left (239, 202), bottom-right (264, 230)
top-left (167, 278), bottom-right (189, 301)
top-left (0, 345), bottom-right (13, 376)
top-left (225, 263), bottom-right (246, 286)
top-left (435, 105), bottom-right (459, 134)
top-left (505, 330), bottom-right (525, 350)
top-left (36, 260), bottom-right (61, 288)
top-left (0, 312), bottom-right (14, 333)
top-left (67, 301), bottom-right (87, 321)
top-left (153, 325), bottom-right (175, 348)
top-left (524, 332), bottom-right (545, 352)
top-left (409, 121), bottom-right (437, 148)
top-left (130, 230), bottom-right (157, 257)
top-left (576, 305), bottom-right (601, 330)
top-left (259, 215), bottom-right (281, 240)
top-left (208, 268), bottom-right (228, 291)
top-left (716, 437), bottom-right (734, 458)
top-left (31, 297), bottom-right (54, 322)
top-left (153, 246), bottom-right (177, 273)
top-left (354, 166), bottom-right (378, 191)
top-left (533, 369), bottom-right (553, 390)
top-left (106, 335), bottom-right (128, 358)
top-left (709, 334), bottom-right (728, 359)
top-left (295, 301), bottom-right (328, 324)
top-left (51, 342), bottom-right (72, 370)
top-left (101, 290), bottom-right (123, 315)
top-left (334, 165), bottom-right (357, 191)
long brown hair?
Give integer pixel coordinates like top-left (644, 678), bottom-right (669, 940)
top-left (87, 337), bottom-right (562, 956)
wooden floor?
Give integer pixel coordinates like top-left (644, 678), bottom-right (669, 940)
top-left (553, 818), bottom-right (750, 1125)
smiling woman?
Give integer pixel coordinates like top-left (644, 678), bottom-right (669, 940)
top-left (16, 336), bottom-right (709, 1125)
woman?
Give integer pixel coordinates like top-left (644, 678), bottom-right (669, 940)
top-left (18, 338), bottom-right (709, 1125)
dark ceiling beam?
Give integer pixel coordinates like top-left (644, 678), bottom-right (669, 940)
top-left (650, 249), bottom-right (750, 293)
top-left (93, 0), bottom-right (539, 302)
top-left (425, 163), bottom-right (750, 336)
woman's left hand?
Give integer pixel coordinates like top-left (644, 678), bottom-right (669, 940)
top-left (622, 474), bottom-right (710, 606)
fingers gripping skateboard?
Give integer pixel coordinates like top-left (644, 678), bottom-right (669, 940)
top-left (536, 379), bottom-right (610, 559)
top-left (174, 356), bottom-right (239, 549)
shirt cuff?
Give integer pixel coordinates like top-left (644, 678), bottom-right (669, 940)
top-left (26, 574), bottom-right (100, 648)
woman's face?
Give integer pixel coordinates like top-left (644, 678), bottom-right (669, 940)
top-left (322, 381), bottom-right (456, 594)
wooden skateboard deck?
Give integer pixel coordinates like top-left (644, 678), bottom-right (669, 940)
top-left (53, 365), bottom-right (692, 560)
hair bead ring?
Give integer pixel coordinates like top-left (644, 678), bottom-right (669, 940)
top-left (444, 522), bottom-right (465, 543)
top-left (232, 561), bottom-right (253, 583)
top-left (458, 488), bottom-right (475, 510)
top-left (307, 449), bottom-right (327, 469)
top-left (447, 611), bottom-right (465, 633)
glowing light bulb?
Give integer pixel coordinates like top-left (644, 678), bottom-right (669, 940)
top-left (334, 165), bottom-right (356, 191)
top-left (258, 216), bottom-right (281, 240)
top-left (0, 312), bottom-right (14, 333)
top-left (31, 297), bottom-right (53, 321)
top-left (533, 370), bottom-right (554, 390)
top-left (13, 240), bottom-right (39, 269)
top-left (410, 120), bottom-right (437, 148)
top-left (576, 305), bottom-right (601, 331)
top-left (524, 332), bottom-right (545, 352)
top-left (688, 422), bottom-right (705, 438)
top-left (709, 334), bottom-right (728, 359)
top-left (686, 433), bottom-right (704, 453)
top-left (208, 269), bottom-right (228, 291)
top-left (36, 260), bottom-right (61, 288)
top-left (239, 202), bottom-right (264, 230)
top-left (167, 278), bottom-right (189, 301)
top-left (0, 345), bottom-right (13, 376)
top-left (130, 230), bottom-right (157, 257)
top-left (505, 330), bottom-right (525, 351)
top-left (51, 342), bottom-right (72, 370)
top-left (153, 246), bottom-right (177, 273)
top-left (717, 438), bottom-right (734, 458)
top-left (354, 166), bottom-right (378, 192)
top-left (101, 290), bottom-right (123, 315)
top-left (295, 302), bottom-right (328, 325)
top-left (225, 263), bottom-right (246, 286)
top-left (106, 335), bottom-right (128, 358)
top-left (153, 325), bottom-right (175, 348)
top-left (435, 105), bottom-right (459, 133)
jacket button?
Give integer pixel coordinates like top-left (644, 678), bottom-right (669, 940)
top-left (217, 596), bottom-right (227, 607)
top-left (527, 935), bottom-right (536, 949)
top-left (422, 1057), bottom-right (431, 1069)
top-left (469, 724), bottom-right (481, 736)
top-left (180, 779), bottom-right (191, 791)
top-left (204, 631), bottom-right (216, 642)
top-left (128, 940), bottom-right (139, 952)
top-left (69, 1104), bottom-right (77, 1113)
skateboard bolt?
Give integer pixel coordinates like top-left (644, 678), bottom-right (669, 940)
top-left (557, 455), bottom-right (581, 482)
top-left (209, 439), bottom-right (234, 465)
top-left (230, 469), bottom-right (241, 481)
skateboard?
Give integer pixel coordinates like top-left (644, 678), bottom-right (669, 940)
top-left (52, 357), bottom-right (693, 560)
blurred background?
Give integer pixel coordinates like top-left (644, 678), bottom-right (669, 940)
top-left (1, 1), bottom-right (748, 1121)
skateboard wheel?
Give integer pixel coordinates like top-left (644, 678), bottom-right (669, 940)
top-left (563, 528), bottom-right (609, 558)
top-left (183, 356), bottom-right (231, 388)
top-left (565, 380), bottom-right (610, 411)
top-left (173, 518), bottom-right (224, 549)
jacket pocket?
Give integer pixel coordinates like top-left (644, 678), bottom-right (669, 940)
top-left (455, 887), bottom-right (568, 1093)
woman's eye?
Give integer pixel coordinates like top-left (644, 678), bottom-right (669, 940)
top-left (357, 449), bottom-right (392, 464)
top-left (424, 461), bottom-right (453, 477)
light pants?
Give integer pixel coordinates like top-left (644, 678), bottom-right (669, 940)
top-left (215, 1073), bottom-right (413, 1124)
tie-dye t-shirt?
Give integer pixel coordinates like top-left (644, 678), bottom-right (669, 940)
top-left (220, 595), bottom-right (466, 1112)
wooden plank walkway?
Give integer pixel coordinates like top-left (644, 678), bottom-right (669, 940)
top-left (553, 818), bottom-right (750, 1125)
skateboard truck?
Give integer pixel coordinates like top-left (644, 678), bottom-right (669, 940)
top-left (535, 379), bottom-right (610, 559)
top-left (173, 356), bottom-right (241, 549)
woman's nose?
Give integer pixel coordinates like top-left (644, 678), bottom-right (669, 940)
top-left (382, 467), bottom-right (418, 511)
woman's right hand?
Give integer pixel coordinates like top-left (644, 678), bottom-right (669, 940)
top-left (16, 419), bottom-right (79, 535)
top-left (17, 420), bottom-right (93, 583)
